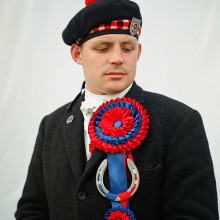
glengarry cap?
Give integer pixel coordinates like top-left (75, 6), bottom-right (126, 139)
top-left (62, 0), bottom-right (142, 46)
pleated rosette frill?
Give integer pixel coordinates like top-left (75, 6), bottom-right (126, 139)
top-left (88, 97), bottom-right (150, 154)
top-left (104, 206), bottom-right (136, 220)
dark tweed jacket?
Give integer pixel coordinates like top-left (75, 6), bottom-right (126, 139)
top-left (15, 82), bottom-right (218, 219)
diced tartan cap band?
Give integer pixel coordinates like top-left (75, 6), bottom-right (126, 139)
top-left (62, 0), bottom-right (142, 46)
top-left (90, 19), bottom-right (132, 34)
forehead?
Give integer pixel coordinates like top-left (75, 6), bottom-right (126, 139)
top-left (84, 34), bottom-right (138, 45)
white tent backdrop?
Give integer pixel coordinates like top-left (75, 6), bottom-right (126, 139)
top-left (0, 0), bottom-right (219, 218)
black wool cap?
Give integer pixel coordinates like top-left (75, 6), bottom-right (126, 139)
top-left (62, 0), bottom-right (142, 46)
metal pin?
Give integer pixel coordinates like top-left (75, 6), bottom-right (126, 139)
top-left (86, 107), bottom-right (96, 117)
top-left (130, 17), bottom-right (141, 36)
top-left (66, 115), bottom-right (74, 124)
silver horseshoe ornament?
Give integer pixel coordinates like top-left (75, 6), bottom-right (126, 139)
top-left (96, 158), bottom-right (140, 201)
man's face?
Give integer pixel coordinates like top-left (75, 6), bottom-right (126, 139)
top-left (72, 34), bottom-right (141, 95)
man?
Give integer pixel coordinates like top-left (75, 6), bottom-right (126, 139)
top-left (15, 0), bottom-right (218, 219)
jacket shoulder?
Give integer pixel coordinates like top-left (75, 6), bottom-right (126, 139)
top-left (142, 90), bottom-right (194, 116)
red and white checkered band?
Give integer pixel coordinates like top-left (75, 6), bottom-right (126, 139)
top-left (90, 19), bottom-right (141, 36)
top-left (75, 19), bottom-right (141, 45)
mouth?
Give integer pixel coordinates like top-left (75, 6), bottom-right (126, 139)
top-left (105, 71), bottom-right (126, 76)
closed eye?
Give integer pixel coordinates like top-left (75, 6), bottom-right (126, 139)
top-left (95, 47), bottom-right (109, 53)
top-left (122, 47), bottom-right (134, 53)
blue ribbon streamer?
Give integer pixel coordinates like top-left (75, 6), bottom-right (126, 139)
top-left (107, 153), bottom-right (128, 208)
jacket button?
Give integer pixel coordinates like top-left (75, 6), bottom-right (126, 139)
top-left (78, 192), bottom-right (86, 200)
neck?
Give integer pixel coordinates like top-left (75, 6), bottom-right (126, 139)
top-left (85, 83), bottom-right (133, 102)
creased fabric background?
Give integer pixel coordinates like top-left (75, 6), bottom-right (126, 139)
top-left (0, 0), bottom-right (219, 219)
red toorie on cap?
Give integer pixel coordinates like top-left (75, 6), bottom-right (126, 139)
top-left (85, 0), bottom-right (96, 6)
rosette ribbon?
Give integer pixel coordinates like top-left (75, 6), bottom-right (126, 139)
top-left (104, 206), bottom-right (135, 220)
top-left (88, 97), bottom-right (150, 219)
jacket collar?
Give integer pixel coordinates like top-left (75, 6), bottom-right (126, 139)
top-left (125, 81), bottom-right (144, 103)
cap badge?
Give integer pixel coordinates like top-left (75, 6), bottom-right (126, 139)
top-left (130, 17), bottom-right (141, 36)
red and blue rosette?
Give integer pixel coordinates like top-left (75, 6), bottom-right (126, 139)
top-left (88, 97), bottom-right (149, 219)
top-left (104, 206), bottom-right (135, 220)
top-left (88, 97), bottom-right (150, 153)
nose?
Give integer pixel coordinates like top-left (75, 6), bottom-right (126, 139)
top-left (109, 46), bottom-right (123, 65)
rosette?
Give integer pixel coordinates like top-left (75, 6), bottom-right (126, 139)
top-left (88, 97), bottom-right (150, 153)
top-left (103, 206), bottom-right (136, 220)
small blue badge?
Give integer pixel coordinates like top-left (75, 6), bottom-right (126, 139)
top-left (66, 115), bottom-right (74, 124)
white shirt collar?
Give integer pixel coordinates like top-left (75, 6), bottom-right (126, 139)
top-left (81, 83), bottom-right (133, 115)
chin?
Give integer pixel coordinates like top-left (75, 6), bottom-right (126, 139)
top-left (104, 84), bottom-right (128, 95)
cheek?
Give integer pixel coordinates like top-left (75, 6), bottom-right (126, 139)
top-left (85, 57), bottom-right (105, 73)
top-left (83, 63), bottom-right (98, 81)
top-left (127, 58), bottom-right (138, 70)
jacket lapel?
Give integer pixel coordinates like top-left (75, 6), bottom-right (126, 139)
top-left (63, 93), bottom-right (86, 182)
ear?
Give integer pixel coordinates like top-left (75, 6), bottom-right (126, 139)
top-left (137, 43), bottom-right (142, 60)
top-left (70, 44), bottom-right (83, 65)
